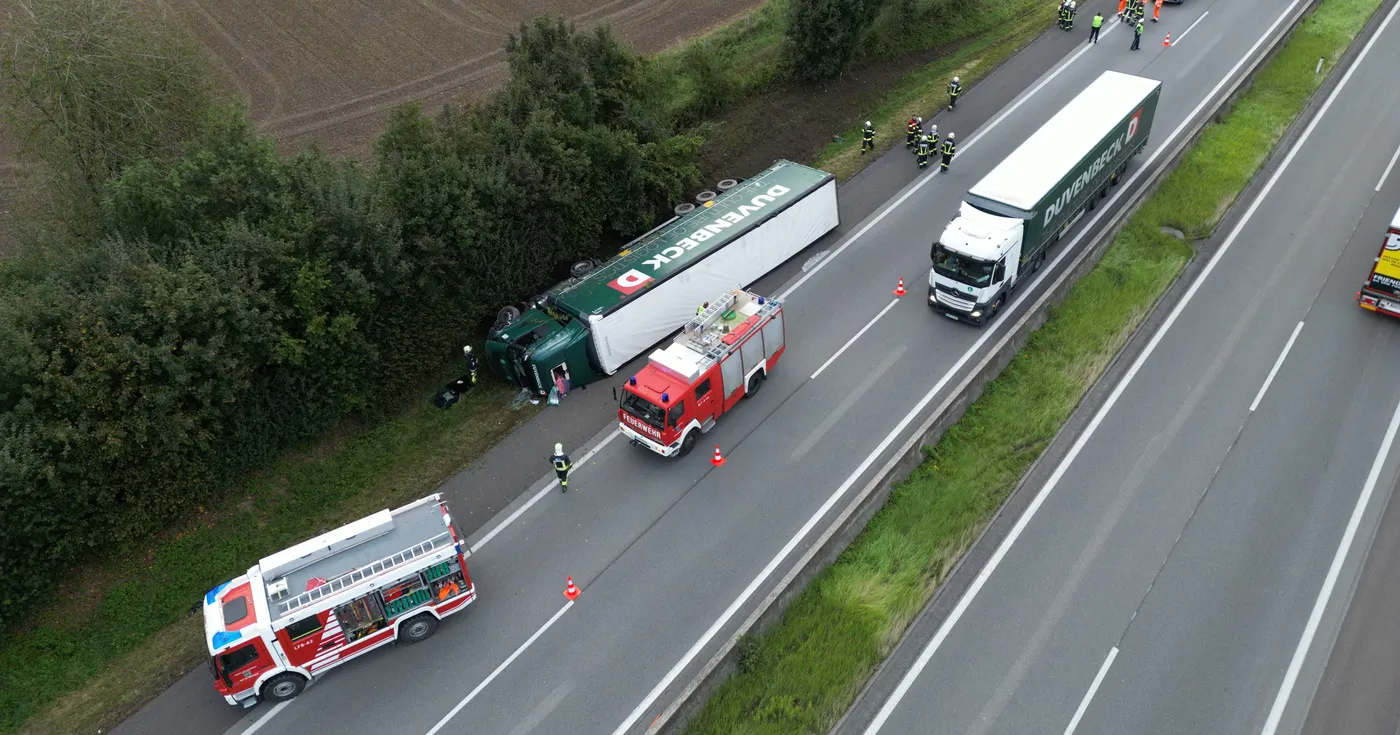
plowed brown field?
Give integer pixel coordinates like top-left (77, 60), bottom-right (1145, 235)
top-left (182, 0), bottom-right (765, 159)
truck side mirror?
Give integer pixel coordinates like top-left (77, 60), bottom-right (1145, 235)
top-left (929, 242), bottom-right (938, 261)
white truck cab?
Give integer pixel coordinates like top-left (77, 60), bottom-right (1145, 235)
top-left (929, 203), bottom-right (1029, 325)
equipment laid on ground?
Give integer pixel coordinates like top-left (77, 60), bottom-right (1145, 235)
top-left (486, 160), bottom-right (835, 395)
top-left (202, 494), bottom-right (475, 707)
top-left (929, 70), bottom-right (1161, 325)
top-left (618, 288), bottom-right (785, 458)
top-left (1357, 204), bottom-right (1400, 317)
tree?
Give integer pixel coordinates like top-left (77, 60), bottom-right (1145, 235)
top-left (786, 0), bottom-right (884, 83)
top-left (0, 0), bottom-right (215, 235)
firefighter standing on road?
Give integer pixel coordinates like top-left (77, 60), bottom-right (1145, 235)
top-left (861, 121), bottom-right (875, 154)
top-left (941, 132), bottom-right (957, 171)
top-left (551, 443), bottom-right (572, 492)
top-left (906, 116), bottom-right (918, 147)
top-left (916, 133), bottom-right (931, 169)
top-left (947, 77), bottom-right (962, 110)
top-left (926, 124), bottom-right (940, 156)
top-left (1131, 18), bottom-right (1144, 48)
top-left (1090, 11), bottom-right (1103, 42)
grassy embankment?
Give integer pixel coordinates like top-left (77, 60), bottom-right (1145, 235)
top-left (1, 1), bottom-right (1065, 733)
top-left (681, 0), bottom-right (1385, 731)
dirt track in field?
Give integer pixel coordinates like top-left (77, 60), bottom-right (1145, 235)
top-left (181, 0), bottom-right (766, 160)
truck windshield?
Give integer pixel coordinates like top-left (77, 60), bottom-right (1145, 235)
top-left (620, 391), bottom-right (665, 429)
top-left (933, 244), bottom-right (995, 288)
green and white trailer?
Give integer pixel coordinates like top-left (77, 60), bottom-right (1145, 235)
top-left (485, 160), bottom-right (838, 394)
top-left (929, 70), bottom-right (1161, 325)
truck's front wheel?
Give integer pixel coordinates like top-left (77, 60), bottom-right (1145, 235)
top-left (261, 673), bottom-right (306, 703)
top-left (679, 431), bottom-right (698, 457)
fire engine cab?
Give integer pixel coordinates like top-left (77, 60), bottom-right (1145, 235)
top-left (619, 288), bottom-right (786, 457)
top-left (202, 494), bottom-right (476, 707)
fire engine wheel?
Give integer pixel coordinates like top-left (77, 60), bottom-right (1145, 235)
top-left (261, 673), bottom-right (306, 702)
top-left (400, 613), bottom-right (440, 644)
top-left (745, 371), bottom-right (766, 398)
top-left (679, 431), bottom-right (698, 456)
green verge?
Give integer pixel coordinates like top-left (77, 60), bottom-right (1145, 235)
top-left (0, 3), bottom-right (1070, 733)
top-left (680, 0), bottom-right (1385, 731)
top-left (1, 379), bottom-right (539, 735)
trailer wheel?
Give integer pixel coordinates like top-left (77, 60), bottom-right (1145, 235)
top-left (679, 431), bottom-right (698, 457)
top-left (399, 613), bottom-right (440, 644)
top-left (261, 673), bottom-right (307, 702)
top-left (745, 371), bottom-right (766, 398)
top-left (570, 260), bottom-right (598, 279)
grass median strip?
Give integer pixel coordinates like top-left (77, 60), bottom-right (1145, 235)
top-left (681, 0), bottom-right (1385, 730)
top-left (1, 380), bottom-right (538, 735)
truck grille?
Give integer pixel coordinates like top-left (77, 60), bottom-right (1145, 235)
top-left (935, 288), bottom-right (974, 311)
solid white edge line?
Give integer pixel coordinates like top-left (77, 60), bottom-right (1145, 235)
top-left (239, 702), bottom-right (291, 735)
top-left (1174, 11), bottom-right (1210, 45)
top-left (1250, 320), bottom-right (1305, 412)
top-left (1376, 140), bottom-right (1400, 192)
top-left (860, 0), bottom-right (1317, 730)
top-left (425, 602), bottom-right (574, 735)
top-left (469, 431), bottom-right (622, 553)
top-left (812, 298), bottom-right (901, 379)
top-left (1063, 646), bottom-right (1119, 735)
top-left (774, 26), bottom-right (1107, 304)
top-left (1260, 394), bottom-right (1400, 733)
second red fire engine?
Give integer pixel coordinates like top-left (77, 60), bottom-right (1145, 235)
top-left (618, 288), bottom-right (786, 457)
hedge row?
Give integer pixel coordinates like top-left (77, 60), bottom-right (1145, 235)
top-left (0, 18), bottom-right (702, 630)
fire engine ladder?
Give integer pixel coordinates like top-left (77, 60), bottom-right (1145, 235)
top-left (277, 531), bottom-right (454, 616)
top-left (688, 289), bottom-right (740, 334)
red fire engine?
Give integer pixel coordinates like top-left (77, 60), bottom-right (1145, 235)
top-left (618, 288), bottom-right (786, 457)
top-left (202, 494), bottom-right (476, 707)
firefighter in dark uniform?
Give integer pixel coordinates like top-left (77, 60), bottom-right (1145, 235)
top-left (941, 132), bottom-right (957, 172)
top-left (1058, 0), bottom-right (1069, 29)
top-left (947, 77), bottom-right (962, 110)
top-left (861, 120), bottom-right (875, 154)
top-left (910, 116), bottom-right (924, 153)
top-left (551, 443), bottom-right (572, 492)
top-left (906, 116), bottom-right (918, 147)
top-left (916, 133), bottom-right (931, 169)
top-left (462, 345), bottom-right (480, 387)
top-left (926, 124), bottom-right (940, 157)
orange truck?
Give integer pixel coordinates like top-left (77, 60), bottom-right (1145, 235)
top-left (618, 288), bottom-right (785, 457)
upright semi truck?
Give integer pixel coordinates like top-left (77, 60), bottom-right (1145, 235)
top-left (1356, 204), bottom-right (1400, 318)
top-left (486, 160), bottom-right (838, 394)
top-left (929, 70), bottom-right (1161, 325)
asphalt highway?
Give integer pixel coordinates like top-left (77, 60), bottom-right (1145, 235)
top-left (111, 1), bottom-right (1314, 733)
top-left (842, 3), bottom-right (1400, 734)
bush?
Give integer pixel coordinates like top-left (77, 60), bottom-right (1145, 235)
top-left (0, 16), bottom-right (701, 632)
top-left (786, 0), bottom-right (885, 83)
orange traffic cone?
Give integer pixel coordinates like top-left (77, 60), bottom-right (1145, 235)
top-left (564, 576), bottom-right (580, 601)
top-left (894, 277), bottom-right (907, 297)
top-left (1162, 32), bottom-right (1171, 46)
top-left (711, 445), bottom-right (726, 467)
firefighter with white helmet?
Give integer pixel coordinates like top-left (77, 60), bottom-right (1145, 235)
top-left (550, 443), bottom-right (572, 492)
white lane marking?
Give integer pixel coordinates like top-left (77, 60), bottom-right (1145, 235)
top-left (812, 298), bottom-right (901, 379)
top-left (469, 431), bottom-right (621, 553)
top-left (1174, 11), bottom-right (1210, 45)
top-left (1261, 394), bottom-right (1400, 733)
top-left (859, 0), bottom-right (1316, 730)
top-left (425, 602), bottom-right (574, 735)
top-left (1064, 647), bottom-right (1119, 735)
top-left (239, 702), bottom-right (291, 735)
top-left (1377, 140), bottom-right (1400, 192)
top-left (1250, 321), bottom-right (1305, 412)
top-left (794, 346), bottom-right (909, 462)
top-left (775, 25), bottom-right (1110, 303)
